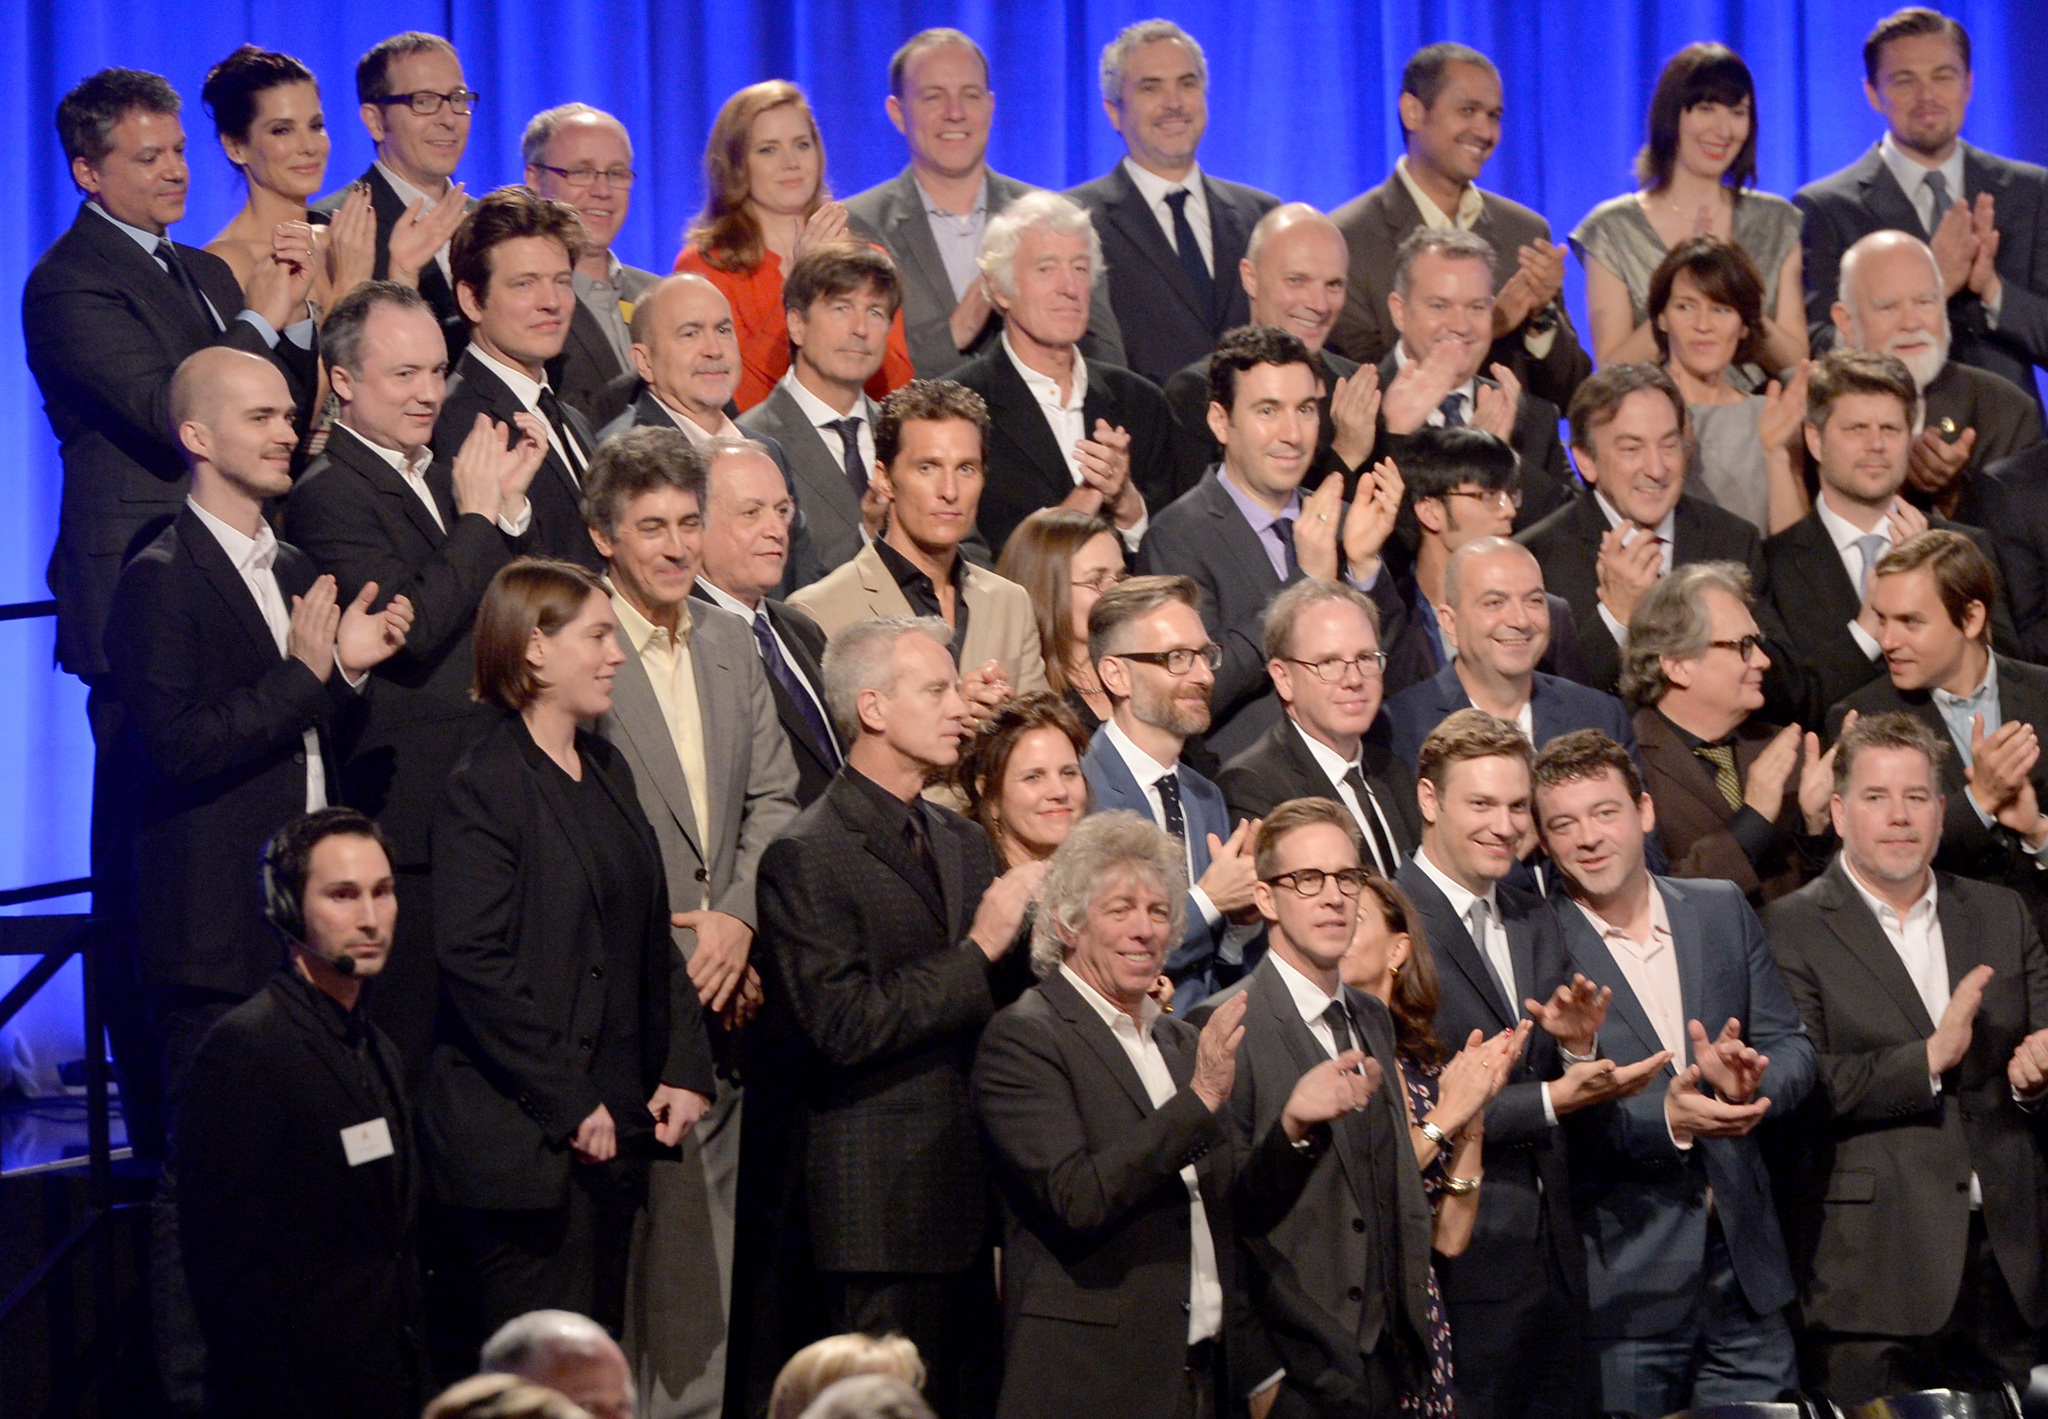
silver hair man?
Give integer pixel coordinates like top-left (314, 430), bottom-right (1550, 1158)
top-left (820, 615), bottom-right (955, 744)
top-left (977, 190), bottom-right (1106, 298)
top-left (1029, 809), bottom-right (1188, 978)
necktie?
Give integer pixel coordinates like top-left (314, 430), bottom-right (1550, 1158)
top-left (1272, 515), bottom-right (1299, 580)
top-left (753, 613), bottom-right (839, 769)
top-left (1854, 532), bottom-right (1890, 599)
top-left (1342, 765), bottom-right (1402, 876)
top-left (156, 239), bottom-right (222, 332)
top-left (1923, 169), bottom-right (1954, 239)
top-left (535, 387), bottom-right (589, 483)
top-left (827, 417), bottom-right (870, 499)
top-left (1695, 742), bottom-right (1744, 812)
top-left (1163, 189), bottom-right (1215, 323)
top-left (1466, 898), bottom-right (1515, 1017)
top-left (1322, 1000), bottom-right (1355, 1058)
top-left (1155, 769), bottom-right (1188, 845)
top-left (1438, 391), bottom-right (1467, 427)
top-left (904, 802), bottom-right (940, 887)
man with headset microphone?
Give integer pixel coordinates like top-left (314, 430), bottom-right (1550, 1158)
top-left (175, 807), bottom-right (432, 1419)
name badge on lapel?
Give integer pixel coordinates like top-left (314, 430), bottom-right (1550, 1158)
top-left (340, 1117), bottom-right (396, 1167)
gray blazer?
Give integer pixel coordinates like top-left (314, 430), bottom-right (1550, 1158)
top-left (738, 382), bottom-right (875, 574)
top-left (844, 166), bottom-right (1126, 378)
top-left (597, 600), bottom-right (801, 950)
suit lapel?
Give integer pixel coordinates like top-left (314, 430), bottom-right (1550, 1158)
top-left (1787, 513), bottom-right (1864, 632)
top-left (1816, 861), bottom-right (1938, 1037)
top-left (855, 545), bottom-right (915, 618)
top-left (1555, 900), bottom-right (1667, 1064)
top-left (1401, 863), bottom-right (1514, 1029)
top-left (933, 814), bottom-right (970, 944)
top-left (1936, 878), bottom-right (1984, 992)
top-left (981, 349), bottom-right (1078, 509)
top-left (75, 206), bottom-right (216, 345)
top-left (1665, 881), bottom-right (1706, 1065)
top-left (1202, 176), bottom-right (1252, 322)
top-left (1201, 473), bottom-right (1287, 599)
top-left (1045, 971), bottom-right (1158, 1117)
top-left (610, 638), bottom-right (705, 860)
top-left (330, 426), bottom-right (448, 549)
top-left (1104, 166), bottom-right (1210, 326)
top-left (763, 386), bottom-right (865, 549)
top-left (885, 169), bottom-right (962, 327)
top-left (690, 615), bottom-right (741, 830)
top-left (1255, 961), bottom-right (1375, 1211)
top-left (181, 510), bottom-right (286, 664)
top-left (833, 779), bottom-right (947, 928)
top-left (1853, 145), bottom-right (1937, 241)
top-left (458, 352), bottom-right (583, 510)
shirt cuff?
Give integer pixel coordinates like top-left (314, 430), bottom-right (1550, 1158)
top-left (1599, 602), bottom-right (1629, 647)
top-left (1848, 618), bottom-right (1882, 661)
top-left (335, 650), bottom-right (369, 692)
top-left (1119, 504), bottom-right (1150, 552)
top-left (1523, 326), bottom-right (1558, 360)
top-left (1559, 1040), bottom-right (1600, 1066)
top-left (1541, 1079), bottom-right (1559, 1126)
top-left (1343, 560), bottom-right (1381, 593)
top-left (1985, 287), bottom-right (2004, 327)
top-left (1190, 886), bottom-right (1224, 931)
top-left (1250, 1371), bottom-right (1286, 1400)
top-left (236, 309), bottom-right (282, 349)
top-left (282, 316), bottom-right (316, 350)
top-left (498, 498), bottom-right (534, 536)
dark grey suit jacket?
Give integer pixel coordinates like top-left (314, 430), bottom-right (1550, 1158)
top-left (737, 382), bottom-right (875, 574)
top-left (1799, 142), bottom-right (2048, 404)
top-left (1922, 358), bottom-right (2043, 519)
top-left (1162, 348), bottom-right (1365, 495)
top-left (844, 166), bottom-right (1125, 377)
top-left (1765, 860), bottom-right (2048, 1333)
top-left (313, 165), bottom-right (475, 349)
top-left (1067, 162), bottom-right (1279, 384)
top-left (1982, 442), bottom-right (2048, 662)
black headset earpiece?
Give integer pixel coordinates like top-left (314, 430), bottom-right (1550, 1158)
top-left (259, 829), bottom-right (305, 945)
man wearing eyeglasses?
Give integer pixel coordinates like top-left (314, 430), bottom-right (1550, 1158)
top-left (1218, 580), bottom-right (1421, 877)
top-left (524, 103), bottom-right (659, 429)
top-left (317, 32), bottom-right (478, 342)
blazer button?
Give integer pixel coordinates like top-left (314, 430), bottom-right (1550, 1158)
top-left (293, 751), bottom-right (306, 764)
top-left (1181, 1300), bottom-right (1191, 1314)
top-left (1347, 1285), bottom-right (1364, 1302)
top-left (590, 965), bottom-right (603, 980)
top-left (1351, 1218), bottom-right (1365, 1233)
top-left (695, 867), bottom-right (709, 882)
top-left (1958, 1181), bottom-right (1971, 1193)
top-left (579, 1036), bottom-right (594, 1050)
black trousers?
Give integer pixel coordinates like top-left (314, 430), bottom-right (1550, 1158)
top-left (1798, 1212), bottom-right (2045, 1405)
top-left (86, 680), bottom-right (165, 1160)
top-left (366, 866), bottom-right (437, 1087)
top-left (820, 1257), bottom-right (1001, 1419)
top-left (1445, 1223), bottom-right (1584, 1419)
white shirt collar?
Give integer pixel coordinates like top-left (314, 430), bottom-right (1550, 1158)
top-left (1592, 488), bottom-right (1677, 545)
top-left (1291, 717), bottom-right (1362, 784)
top-left (1122, 156), bottom-right (1207, 211)
top-left (1814, 490), bottom-right (1897, 554)
top-left (374, 159), bottom-right (452, 211)
top-left (780, 366), bottom-right (870, 429)
top-left (1001, 330), bottom-right (1087, 413)
top-left (1879, 132), bottom-right (1967, 216)
top-left (653, 392), bottom-right (739, 443)
top-left (467, 343), bottom-right (552, 415)
top-left (1414, 842), bottom-right (1498, 924)
top-left (1104, 716), bottom-right (1178, 790)
top-left (1060, 961), bottom-right (1162, 1037)
top-left (185, 496), bottom-right (278, 573)
top-left (333, 421), bottom-right (433, 480)
top-left (1394, 155), bottom-right (1486, 230)
top-left (1269, 949), bottom-right (1342, 1025)
top-left (696, 575), bottom-right (761, 621)
top-left (1841, 852), bottom-right (1939, 929)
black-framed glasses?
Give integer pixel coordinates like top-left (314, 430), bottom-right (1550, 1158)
top-left (1070, 567), bottom-right (1130, 593)
top-left (1444, 485), bottom-right (1523, 511)
top-left (537, 163), bottom-right (636, 189)
top-left (1287, 652), bottom-right (1388, 683)
top-left (1264, 867), bottom-right (1369, 898)
top-left (1708, 635), bottom-right (1764, 663)
top-left (1112, 644), bottom-right (1223, 676)
top-left (373, 88), bottom-right (481, 116)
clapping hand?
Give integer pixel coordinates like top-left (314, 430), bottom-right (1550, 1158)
top-left (387, 185), bottom-right (468, 288)
top-left (1526, 973), bottom-right (1609, 1056)
top-left (1281, 1051), bottom-right (1384, 1141)
top-left (1327, 364), bottom-right (1381, 469)
top-left (1470, 363), bottom-right (1520, 442)
top-left (1689, 1017), bottom-right (1767, 1105)
top-left (1342, 458), bottom-right (1405, 576)
top-left (335, 580), bottom-right (413, 678)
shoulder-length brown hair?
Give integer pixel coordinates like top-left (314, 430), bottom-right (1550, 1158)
top-left (952, 691), bottom-right (1091, 852)
top-left (686, 80), bottom-right (828, 275)
top-left (1359, 876), bottom-right (1450, 1067)
top-left (996, 508), bottom-right (1120, 696)
top-left (471, 558), bottom-right (609, 712)
top-left (1646, 235), bottom-right (1767, 369)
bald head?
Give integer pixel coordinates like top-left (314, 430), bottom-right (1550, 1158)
top-left (630, 274), bottom-right (741, 423)
top-left (170, 347), bottom-right (298, 514)
top-left (1240, 204), bottom-right (1350, 352)
top-left (481, 1310), bottom-right (632, 1419)
top-left (1442, 535), bottom-right (1549, 681)
top-left (169, 347), bottom-right (284, 435)
top-left (1443, 535), bottom-right (1538, 610)
top-left (1833, 229), bottom-right (1950, 392)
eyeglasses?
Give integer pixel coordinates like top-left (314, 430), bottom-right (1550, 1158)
top-left (373, 88), bottom-right (481, 117)
top-left (537, 163), bottom-right (637, 189)
top-left (1111, 644), bottom-right (1223, 676)
top-left (1286, 652), bottom-right (1388, 683)
top-left (1070, 568), bottom-right (1129, 593)
top-left (1264, 867), bottom-right (1369, 898)
top-left (1708, 635), bottom-right (1764, 663)
top-left (1443, 486), bottom-right (1524, 511)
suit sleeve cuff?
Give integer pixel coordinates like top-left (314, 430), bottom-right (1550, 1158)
top-left (236, 309), bottom-right (282, 349)
top-left (498, 499), bottom-right (534, 536)
top-left (1726, 806), bottom-right (1780, 866)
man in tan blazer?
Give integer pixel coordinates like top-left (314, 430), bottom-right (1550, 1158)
top-left (790, 380), bottom-right (1048, 717)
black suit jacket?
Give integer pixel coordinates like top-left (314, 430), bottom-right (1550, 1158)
top-left (103, 508), bottom-right (363, 996)
top-left (1374, 350), bottom-right (1575, 530)
top-left (1799, 142), bottom-right (2048, 404)
top-left (1216, 714), bottom-right (1423, 864)
top-left (1983, 443), bottom-right (2048, 661)
top-left (545, 268), bottom-right (658, 430)
top-left (1067, 163), bottom-right (1280, 384)
top-left (950, 340), bottom-right (1188, 556)
top-left (1392, 859), bottom-right (1583, 1310)
top-left (178, 969), bottom-right (428, 1419)
top-left (1921, 359), bottom-right (2044, 521)
top-left (433, 349), bottom-right (600, 570)
top-left (313, 166), bottom-right (471, 345)
top-left (420, 714), bottom-right (716, 1211)
top-left (755, 769), bottom-right (1005, 1273)
top-left (1765, 861), bottom-right (2048, 1333)
top-left (1763, 506), bottom-right (2014, 724)
top-left (23, 202), bottom-right (316, 676)
top-left (688, 585), bottom-right (838, 806)
top-left (285, 426), bottom-right (517, 866)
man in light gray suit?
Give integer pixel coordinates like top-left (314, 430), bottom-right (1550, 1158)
top-left (581, 426), bottom-right (801, 1419)
top-left (844, 27), bottom-right (1123, 379)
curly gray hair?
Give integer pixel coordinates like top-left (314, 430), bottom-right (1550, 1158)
top-left (1616, 561), bottom-right (1753, 709)
top-left (978, 190), bottom-right (1105, 300)
top-left (1099, 18), bottom-right (1207, 106)
top-left (1030, 810), bottom-right (1188, 979)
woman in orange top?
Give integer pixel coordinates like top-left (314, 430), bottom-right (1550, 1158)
top-left (675, 80), bottom-right (913, 412)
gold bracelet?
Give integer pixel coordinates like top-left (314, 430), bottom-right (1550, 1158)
top-left (1440, 1172), bottom-right (1483, 1196)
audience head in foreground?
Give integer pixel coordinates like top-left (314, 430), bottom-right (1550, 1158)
top-left (479, 1309), bottom-right (632, 1419)
top-left (768, 1332), bottom-right (927, 1419)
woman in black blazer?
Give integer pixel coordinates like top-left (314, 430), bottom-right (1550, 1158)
top-left (420, 558), bottom-right (716, 1349)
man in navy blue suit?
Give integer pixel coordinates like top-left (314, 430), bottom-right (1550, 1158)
top-left (1532, 729), bottom-right (1815, 1417)
top-left (1080, 574), bottom-right (1260, 1010)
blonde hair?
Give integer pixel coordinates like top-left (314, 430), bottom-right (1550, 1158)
top-left (769, 1333), bottom-right (926, 1419)
top-left (423, 1375), bottom-right (591, 1419)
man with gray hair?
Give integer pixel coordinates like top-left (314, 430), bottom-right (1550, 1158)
top-left (845, 27), bottom-right (1123, 378)
top-left (481, 1309), bottom-right (633, 1419)
top-left (1067, 18), bottom-right (1279, 384)
top-left (1622, 562), bottom-right (1832, 905)
top-left (755, 616), bottom-right (1045, 1418)
top-left (949, 190), bottom-right (1185, 554)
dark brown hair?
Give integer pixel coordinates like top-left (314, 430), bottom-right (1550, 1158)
top-left (1086, 573), bottom-right (1202, 662)
top-left (1531, 728), bottom-right (1644, 809)
top-left (1806, 347), bottom-right (1916, 428)
top-left (354, 31), bottom-right (457, 107)
top-left (1207, 324), bottom-right (1316, 412)
top-left (782, 241), bottom-right (903, 318)
top-left (1864, 7), bottom-right (1971, 83)
top-left (202, 45), bottom-right (316, 147)
top-left (450, 186), bottom-right (584, 313)
top-left (996, 508), bottom-right (1120, 696)
top-left (686, 81), bottom-right (827, 274)
top-left (471, 558), bottom-right (609, 712)
top-left (1646, 236), bottom-right (1767, 368)
top-left (1873, 528), bottom-right (1997, 646)
top-left (1637, 43), bottom-right (1758, 192)
top-left (580, 425), bottom-right (708, 538)
top-left (1416, 708), bottom-right (1532, 790)
top-left (58, 68), bottom-right (179, 170)
top-left (1567, 362), bottom-right (1687, 453)
top-left (953, 691), bottom-right (1091, 850)
top-left (1358, 876), bottom-right (1449, 1067)
top-left (874, 379), bottom-right (990, 470)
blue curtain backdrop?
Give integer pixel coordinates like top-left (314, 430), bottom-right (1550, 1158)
top-left (2, 0), bottom-right (2045, 911)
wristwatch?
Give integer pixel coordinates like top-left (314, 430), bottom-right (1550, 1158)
top-left (1525, 300), bottom-right (1560, 335)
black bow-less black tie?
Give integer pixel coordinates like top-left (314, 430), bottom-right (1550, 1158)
top-left (1273, 514), bottom-right (1299, 580)
top-left (827, 417), bottom-right (870, 499)
top-left (156, 240), bottom-right (222, 332)
top-left (1342, 765), bottom-right (1401, 876)
top-left (1163, 188), bottom-right (1215, 323)
top-left (535, 387), bottom-right (589, 482)
top-left (1155, 770), bottom-right (1188, 845)
top-left (1322, 1000), bottom-right (1355, 1057)
top-left (753, 613), bottom-right (839, 769)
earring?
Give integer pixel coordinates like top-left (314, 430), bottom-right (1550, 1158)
top-left (1390, 964), bottom-right (1400, 977)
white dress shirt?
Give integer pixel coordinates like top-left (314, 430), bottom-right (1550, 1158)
top-left (1292, 721), bottom-right (1403, 875)
top-left (1592, 490), bottom-right (1677, 646)
top-left (466, 345), bottom-right (590, 483)
top-left (1815, 493), bottom-right (1899, 661)
top-left (1058, 963), bottom-right (1224, 1343)
top-left (375, 161), bottom-right (456, 286)
top-left (1270, 949), bottom-right (1348, 1058)
top-left (330, 422), bottom-right (532, 537)
top-left (1121, 157), bottom-right (1214, 273)
top-left (184, 498), bottom-right (332, 812)
top-left (1000, 332), bottom-right (1148, 550)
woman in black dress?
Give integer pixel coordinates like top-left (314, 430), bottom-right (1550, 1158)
top-left (995, 509), bottom-right (1126, 735)
top-left (421, 558), bottom-right (716, 1355)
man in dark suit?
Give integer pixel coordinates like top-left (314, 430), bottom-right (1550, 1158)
top-left (1531, 731), bottom-right (1814, 1415)
top-left (523, 103), bottom-right (659, 429)
top-left (1623, 565), bottom-right (1832, 905)
top-left (1327, 43), bottom-right (1588, 412)
top-left (1798, 9), bottom-right (2048, 405)
top-left (105, 347), bottom-right (412, 1406)
top-left (1764, 349), bottom-right (2014, 722)
top-left (1371, 228), bottom-right (1575, 527)
top-left (1218, 579), bottom-right (1421, 877)
top-left (1981, 442), bottom-right (2048, 662)
top-left (1081, 575), bottom-right (1260, 1011)
top-left (949, 191), bottom-right (1179, 556)
top-left (314, 32), bottom-right (477, 339)
top-left (754, 616), bottom-right (1044, 1419)
top-left (1764, 712), bottom-right (2048, 1402)
top-left (178, 809), bottom-right (429, 1419)
top-left (1142, 325), bottom-right (1405, 761)
top-left (1212, 800), bottom-right (1434, 1417)
top-left (433, 186), bottom-right (602, 569)
top-left (286, 282), bottom-right (542, 1077)
top-left (1066, 19), bottom-right (1278, 385)
top-left (972, 811), bottom-right (1371, 1419)
top-left (1394, 710), bottom-right (1663, 1419)
top-left (844, 27), bottom-right (1123, 379)
top-left (1161, 205), bottom-right (1382, 493)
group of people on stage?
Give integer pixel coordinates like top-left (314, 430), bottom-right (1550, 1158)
top-left (24, 7), bottom-right (2048, 1419)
